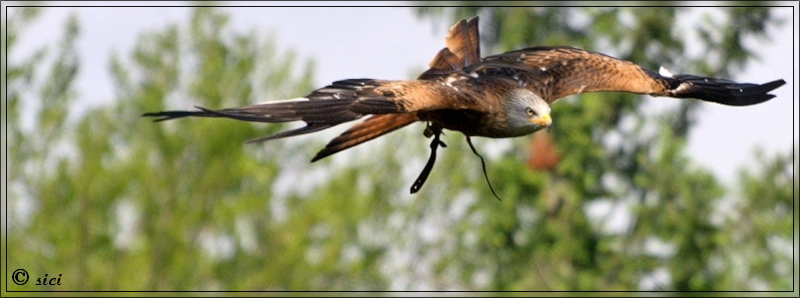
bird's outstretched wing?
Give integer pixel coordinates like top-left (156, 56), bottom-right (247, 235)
top-left (145, 17), bottom-right (488, 161)
top-left (143, 78), bottom-right (484, 135)
top-left (478, 46), bottom-right (786, 105)
top-left (145, 79), bottom-right (402, 136)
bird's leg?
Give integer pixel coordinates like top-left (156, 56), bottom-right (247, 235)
top-left (411, 124), bottom-right (446, 193)
top-left (465, 136), bottom-right (502, 201)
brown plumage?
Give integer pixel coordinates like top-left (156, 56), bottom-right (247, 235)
top-left (143, 17), bottom-right (786, 194)
top-left (312, 112), bottom-right (419, 162)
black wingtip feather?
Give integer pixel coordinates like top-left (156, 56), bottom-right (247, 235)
top-left (141, 110), bottom-right (213, 122)
top-left (673, 76), bottom-right (785, 106)
top-left (675, 75), bottom-right (786, 106)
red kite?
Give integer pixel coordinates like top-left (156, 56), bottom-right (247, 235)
top-left (144, 17), bottom-right (785, 197)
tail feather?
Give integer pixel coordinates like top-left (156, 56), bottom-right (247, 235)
top-left (311, 113), bottom-right (419, 162)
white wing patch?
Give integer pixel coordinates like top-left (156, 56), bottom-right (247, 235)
top-left (258, 97), bottom-right (308, 104)
top-left (659, 66), bottom-right (674, 78)
top-left (675, 82), bottom-right (691, 92)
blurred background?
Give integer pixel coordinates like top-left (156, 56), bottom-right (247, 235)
top-left (4, 3), bottom-right (797, 292)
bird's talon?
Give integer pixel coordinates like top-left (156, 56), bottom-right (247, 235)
top-left (423, 125), bottom-right (434, 138)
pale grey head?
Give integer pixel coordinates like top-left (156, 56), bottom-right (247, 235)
top-left (503, 89), bottom-right (552, 137)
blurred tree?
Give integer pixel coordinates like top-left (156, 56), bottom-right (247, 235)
top-left (6, 7), bottom-right (352, 290)
top-left (5, 6), bottom-right (793, 292)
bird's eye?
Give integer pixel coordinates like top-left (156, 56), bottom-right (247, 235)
top-left (526, 107), bottom-right (537, 117)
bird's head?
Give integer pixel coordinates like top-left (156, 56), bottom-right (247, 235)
top-left (504, 89), bottom-right (552, 136)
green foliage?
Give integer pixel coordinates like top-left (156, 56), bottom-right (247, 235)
top-left (722, 148), bottom-right (796, 290)
top-left (8, 7), bottom-right (320, 291)
top-left (5, 6), bottom-right (793, 292)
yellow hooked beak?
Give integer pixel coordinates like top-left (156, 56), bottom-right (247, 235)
top-left (530, 113), bottom-right (552, 128)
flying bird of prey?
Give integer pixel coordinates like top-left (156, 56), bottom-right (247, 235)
top-left (144, 17), bottom-right (785, 197)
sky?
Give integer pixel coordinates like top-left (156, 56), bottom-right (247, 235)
top-left (6, 2), bottom-right (798, 186)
